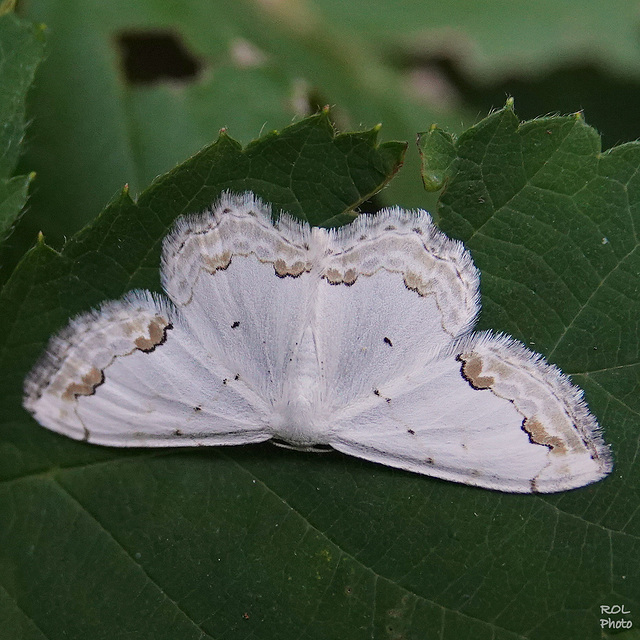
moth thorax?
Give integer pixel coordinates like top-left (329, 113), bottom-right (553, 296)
top-left (272, 324), bottom-right (328, 447)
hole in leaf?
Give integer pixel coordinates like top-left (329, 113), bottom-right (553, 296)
top-left (116, 30), bottom-right (203, 84)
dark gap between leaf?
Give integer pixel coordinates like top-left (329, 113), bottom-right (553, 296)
top-left (306, 88), bottom-right (330, 115)
top-left (396, 51), bottom-right (640, 150)
top-left (358, 193), bottom-right (386, 214)
top-left (116, 30), bottom-right (203, 84)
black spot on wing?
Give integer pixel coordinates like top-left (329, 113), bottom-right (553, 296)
top-left (373, 388), bottom-right (392, 403)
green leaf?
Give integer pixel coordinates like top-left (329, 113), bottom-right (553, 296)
top-left (427, 103), bottom-right (639, 635)
top-left (0, 12), bottom-right (44, 256)
top-left (306, 0), bottom-right (640, 80)
top-left (418, 124), bottom-right (457, 191)
top-left (1, 107), bottom-right (638, 640)
top-left (0, 173), bottom-right (31, 238)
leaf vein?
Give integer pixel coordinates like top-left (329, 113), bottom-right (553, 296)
top-left (0, 581), bottom-right (51, 640)
top-left (228, 456), bottom-right (529, 640)
top-left (50, 477), bottom-right (217, 640)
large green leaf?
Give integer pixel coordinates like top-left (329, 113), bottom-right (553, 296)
top-left (307, 0), bottom-right (640, 80)
top-left (0, 11), bottom-right (44, 265)
top-left (1, 107), bottom-right (638, 640)
top-left (424, 104), bottom-right (639, 637)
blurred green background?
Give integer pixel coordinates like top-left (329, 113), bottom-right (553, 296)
top-left (9, 0), bottom-right (640, 276)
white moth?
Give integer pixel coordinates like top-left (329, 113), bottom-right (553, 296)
top-left (24, 192), bottom-right (612, 493)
